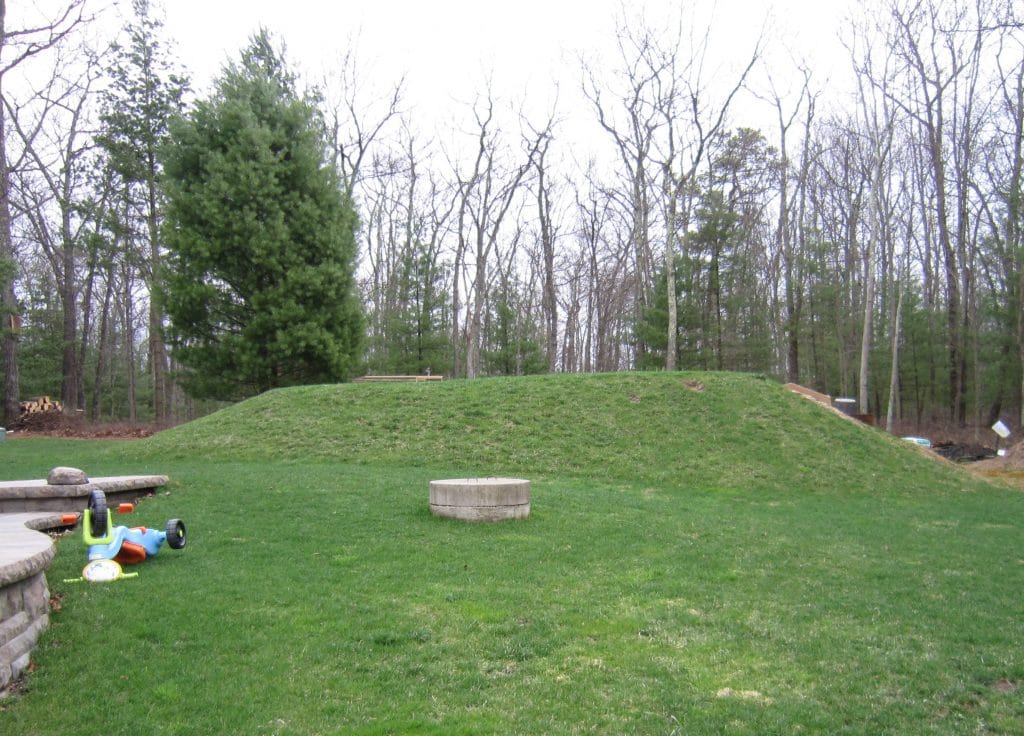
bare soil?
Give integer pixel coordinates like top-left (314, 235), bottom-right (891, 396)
top-left (971, 440), bottom-right (1024, 472)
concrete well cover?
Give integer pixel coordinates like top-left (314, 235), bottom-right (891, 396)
top-left (429, 478), bottom-right (530, 522)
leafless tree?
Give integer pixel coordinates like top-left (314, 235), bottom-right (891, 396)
top-left (360, 118), bottom-right (455, 374)
top-left (759, 66), bottom-right (814, 383)
top-left (582, 24), bottom-right (660, 363)
top-left (0, 0), bottom-right (87, 424)
top-left (651, 17), bottom-right (761, 371)
top-left (880, 0), bottom-right (997, 424)
top-left (322, 43), bottom-right (405, 199)
top-left (973, 25), bottom-right (1024, 424)
top-left (6, 39), bottom-right (105, 414)
top-left (449, 91), bottom-right (548, 378)
top-left (584, 7), bottom-right (760, 371)
top-left (848, 13), bottom-right (900, 416)
top-left (531, 123), bottom-right (560, 372)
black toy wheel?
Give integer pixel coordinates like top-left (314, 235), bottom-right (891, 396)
top-left (88, 489), bottom-right (108, 538)
top-left (166, 519), bottom-right (187, 549)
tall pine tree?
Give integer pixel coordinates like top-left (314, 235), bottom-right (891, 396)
top-left (160, 30), bottom-right (362, 399)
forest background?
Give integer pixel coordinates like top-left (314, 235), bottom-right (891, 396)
top-left (0, 0), bottom-right (1022, 435)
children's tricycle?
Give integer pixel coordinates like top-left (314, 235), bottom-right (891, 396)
top-left (83, 489), bottom-right (186, 566)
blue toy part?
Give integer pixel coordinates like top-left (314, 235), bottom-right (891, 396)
top-left (83, 489), bottom-right (187, 565)
top-left (87, 525), bottom-right (170, 562)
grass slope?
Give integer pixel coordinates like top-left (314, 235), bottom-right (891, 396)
top-left (3, 372), bottom-right (1022, 735)
top-left (134, 372), bottom-right (966, 495)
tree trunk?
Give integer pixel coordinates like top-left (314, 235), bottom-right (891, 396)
top-left (664, 163), bottom-right (679, 371)
top-left (886, 280), bottom-right (904, 432)
top-left (122, 261), bottom-right (137, 423)
top-left (59, 189), bottom-right (80, 411)
top-left (537, 154), bottom-right (558, 372)
top-left (147, 156), bottom-right (170, 423)
top-left (1014, 112), bottom-right (1024, 427)
top-left (91, 259), bottom-right (115, 419)
top-left (465, 230), bottom-right (487, 379)
top-left (0, 4), bottom-right (18, 425)
top-left (0, 99), bottom-right (18, 425)
top-left (931, 128), bottom-right (965, 424)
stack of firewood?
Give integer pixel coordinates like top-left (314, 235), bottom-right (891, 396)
top-left (19, 395), bottom-right (64, 415)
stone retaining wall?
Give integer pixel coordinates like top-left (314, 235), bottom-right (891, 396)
top-left (0, 513), bottom-right (64, 694)
top-left (0, 474), bottom-right (168, 514)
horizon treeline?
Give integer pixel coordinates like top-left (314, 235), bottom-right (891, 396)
top-left (1, 0), bottom-right (1021, 432)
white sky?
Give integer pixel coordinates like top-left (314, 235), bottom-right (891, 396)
top-left (159, 0), bottom-right (858, 139)
top-left (3, 0), bottom-right (860, 179)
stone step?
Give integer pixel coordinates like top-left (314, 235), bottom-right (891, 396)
top-left (0, 474), bottom-right (168, 514)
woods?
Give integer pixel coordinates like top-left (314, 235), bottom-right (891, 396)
top-left (0, 0), bottom-right (1021, 431)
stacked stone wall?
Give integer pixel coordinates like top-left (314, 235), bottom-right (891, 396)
top-left (0, 515), bottom-right (58, 694)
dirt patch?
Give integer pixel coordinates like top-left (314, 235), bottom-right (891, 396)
top-left (716, 687), bottom-right (773, 705)
top-left (682, 379), bottom-right (705, 392)
top-left (972, 440), bottom-right (1024, 472)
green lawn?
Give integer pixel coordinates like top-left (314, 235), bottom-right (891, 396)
top-left (2, 373), bottom-right (1023, 734)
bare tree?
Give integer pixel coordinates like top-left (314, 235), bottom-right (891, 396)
top-left (650, 16), bottom-right (761, 371)
top-left (881, 0), bottom-right (996, 424)
top-left (759, 66), bottom-right (814, 383)
top-left (6, 39), bottom-right (105, 414)
top-left (322, 43), bottom-right (405, 198)
top-left (805, 116), bottom-right (870, 397)
top-left (450, 91), bottom-right (548, 378)
top-left (0, 0), bottom-right (87, 424)
top-left (584, 7), bottom-right (760, 371)
top-left (360, 119), bottom-right (455, 375)
top-left (973, 26), bottom-right (1024, 424)
top-left (582, 25), bottom-right (661, 363)
top-left (532, 124), bottom-right (560, 372)
top-left (849, 14), bottom-right (900, 417)
top-left (999, 32), bottom-right (1024, 424)
top-left (567, 164), bottom-right (631, 373)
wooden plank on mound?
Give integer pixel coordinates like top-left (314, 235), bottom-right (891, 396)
top-left (783, 383), bottom-right (832, 408)
top-left (353, 375), bottom-right (444, 383)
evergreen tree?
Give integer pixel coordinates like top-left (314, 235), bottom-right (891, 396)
top-left (160, 30), bottom-right (362, 400)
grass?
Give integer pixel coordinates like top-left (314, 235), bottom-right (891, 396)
top-left (131, 372), bottom-right (965, 494)
top-left (2, 372), bottom-right (1023, 734)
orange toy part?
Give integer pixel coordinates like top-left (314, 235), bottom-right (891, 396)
top-left (114, 540), bottom-right (147, 565)
top-left (117, 503), bottom-right (135, 514)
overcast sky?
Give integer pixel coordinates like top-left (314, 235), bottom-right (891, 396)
top-left (157, 0), bottom-right (858, 140)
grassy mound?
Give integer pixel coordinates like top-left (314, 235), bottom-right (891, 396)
top-left (135, 371), bottom-right (962, 495)
top-left (5, 372), bottom-right (1021, 735)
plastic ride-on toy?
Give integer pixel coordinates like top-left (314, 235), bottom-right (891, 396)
top-left (83, 489), bottom-right (186, 568)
